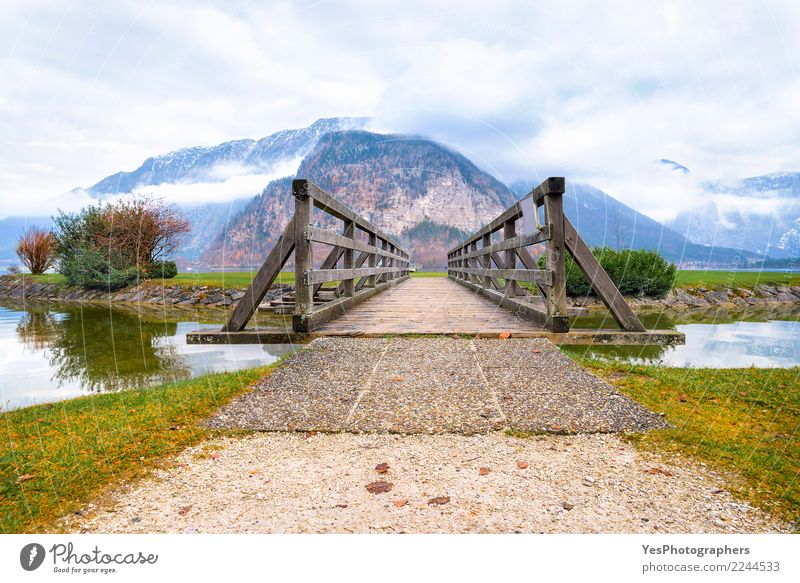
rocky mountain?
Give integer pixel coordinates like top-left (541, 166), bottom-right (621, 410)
top-left (667, 172), bottom-right (800, 258)
top-left (74, 117), bottom-right (368, 264)
top-left (85, 117), bottom-right (368, 196)
top-left (202, 130), bottom-right (514, 267)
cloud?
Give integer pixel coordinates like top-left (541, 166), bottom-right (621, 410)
top-left (1, 0), bottom-right (799, 221)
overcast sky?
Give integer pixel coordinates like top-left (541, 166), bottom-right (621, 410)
top-left (1, 0), bottom-right (798, 220)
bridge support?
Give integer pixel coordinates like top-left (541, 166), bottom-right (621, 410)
top-left (220, 179), bottom-right (411, 334)
top-left (447, 177), bottom-right (647, 334)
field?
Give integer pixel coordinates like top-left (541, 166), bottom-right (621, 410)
top-left (14, 269), bottom-right (800, 291)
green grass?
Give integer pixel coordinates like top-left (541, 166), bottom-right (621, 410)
top-left (11, 269), bottom-right (799, 292)
top-left (577, 358), bottom-right (800, 526)
top-left (0, 366), bottom-right (272, 533)
top-left (673, 270), bottom-right (800, 289)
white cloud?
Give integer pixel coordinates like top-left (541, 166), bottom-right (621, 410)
top-left (1, 0), bottom-right (799, 221)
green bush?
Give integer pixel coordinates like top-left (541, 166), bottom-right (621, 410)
top-left (143, 260), bottom-right (178, 280)
top-left (59, 247), bottom-right (141, 291)
top-left (538, 247), bottom-right (677, 298)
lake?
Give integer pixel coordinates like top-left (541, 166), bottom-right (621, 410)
top-left (567, 306), bottom-right (800, 368)
top-left (0, 300), bottom-right (297, 410)
top-left (0, 300), bottom-right (798, 411)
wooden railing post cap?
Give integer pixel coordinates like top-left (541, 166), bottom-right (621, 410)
top-left (543, 176), bottom-right (565, 195)
top-left (292, 178), bottom-right (309, 198)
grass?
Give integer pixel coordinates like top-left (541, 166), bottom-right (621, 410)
top-left (10, 269), bottom-right (800, 292)
top-left (576, 358), bottom-right (800, 526)
top-left (673, 270), bottom-right (800, 289)
top-left (0, 366), bottom-right (273, 533)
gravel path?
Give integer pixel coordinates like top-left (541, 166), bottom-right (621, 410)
top-left (67, 432), bottom-right (788, 534)
top-left (208, 337), bottom-right (669, 434)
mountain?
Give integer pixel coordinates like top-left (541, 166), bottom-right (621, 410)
top-left (84, 117), bottom-right (368, 196)
top-left (509, 181), bottom-right (760, 266)
top-left (667, 172), bottom-right (800, 258)
top-left (202, 130), bottom-right (515, 267)
top-left (76, 117), bottom-right (368, 263)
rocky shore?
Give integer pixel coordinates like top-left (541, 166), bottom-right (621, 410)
top-left (1, 275), bottom-right (798, 310)
top-left (570, 284), bottom-right (800, 309)
top-left (0, 275), bottom-right (290, 309)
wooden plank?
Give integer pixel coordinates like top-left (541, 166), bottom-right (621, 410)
top-left (447, 177), bottom-right (564, 253)
top-left (367, 232), bottom-right (376, 288)
top-left (305, 227), bottom-right (407, 262)
top-left (451, 277), bottom-right (569, 332)
top-left (527, 176), bottom-right (566, 204)
top-left (459, 229), bottom-right (550, 260)
top-left (297, 180), bottom-right (408, 253)
top-left (222, 214), bottom-right (296, 332)
top-left (504, 219), bottom-right (520, 297)
top-left (293, 183), bottom-right (314, 325)
top-left (307, 267), bottom-right (405, 285)
top-left (342, 220), bottom-right (355, 297)
top-left (482, 233), bottom-right (491, 289)
top-left (563, 217), bottom-right (646, 332)
top-left (294, 275), bottom-right (410, 332)
top-left (449, 267), bottom-right (552, 285)
top-left (544, 191), bottom-right (568, 318)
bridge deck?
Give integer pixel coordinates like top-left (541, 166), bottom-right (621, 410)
top-left (314, 277), bottom-right (543, 335)
top-left (187, 276), bottom-right (685, 344)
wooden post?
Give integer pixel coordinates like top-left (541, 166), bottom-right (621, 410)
top-left (368, 232), bottom-right (376, 287)
top-left (293, 180), bottom-right (313, 332)
top-left (342, 219), bottom-right (355, 297)
top-left (504, 219), bottom-right (519, 296)
top-left (470, 241), bottom-right (479, 284)
top-left (543, 191), bottom-right (568, 321)
top-left (482, 233), bottom-right (491, 288)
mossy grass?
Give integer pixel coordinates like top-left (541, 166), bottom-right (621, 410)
top-left (0, 366), bottom-right (273, 533)
top-left (9, 269), bottom-right (800, 291)
top-left (574, 357), bottom-right (800, 526)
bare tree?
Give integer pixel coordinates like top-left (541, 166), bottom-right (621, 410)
top-left (16, 227), bottom-right (57, 274)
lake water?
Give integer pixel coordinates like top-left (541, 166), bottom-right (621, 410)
top-left (1, 300), bottom-right (798, 411)
top-left (0, 301), bottom-right (297, 411)
top-left (566, 306), bottom-right (800, 368)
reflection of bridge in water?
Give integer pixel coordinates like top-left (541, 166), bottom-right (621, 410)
top-left (188, 177), bottom-right (683, 346)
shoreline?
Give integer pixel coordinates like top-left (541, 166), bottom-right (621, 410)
top-left (2, 274), bottom-right (800, 311)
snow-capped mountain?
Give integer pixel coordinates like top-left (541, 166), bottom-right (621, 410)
top-left (85, 117), bottom-right (368, 196)
top-left (667, 172), bottom-right (800, 258)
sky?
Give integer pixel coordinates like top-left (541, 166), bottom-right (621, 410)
top-left (1, 0), bottom-right (799, 221)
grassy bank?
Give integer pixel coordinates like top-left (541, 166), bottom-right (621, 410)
top-left (577, 358), bottom-right (800, 526)
top-left (11, 269), bottom-right (800, 293)
top-left (0, 366), bottom-right (271, 533)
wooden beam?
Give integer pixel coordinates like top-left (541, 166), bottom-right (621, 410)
top-left (342, 220), bottom-right (355, 297)
top-left (458, 229), bottom-right (550, 260)
top-left (307, 267), bottom-right (405, 285)
top-left (449, 267), bottom-right (552, 286)
top-left (297, 179), bottom-right (408, 254)
top-left (544, 190), bottom-right (568, 317)
top-left (504, 219), bottom-right (520, 296)
top-left (293, 183), bottom-right (314, 325)
top-left (222, 214), bottom-right (297, 332)
top-left (563, 217), bottom-right (646, 332)
top-left (305, 227), bottom-right (407, 262)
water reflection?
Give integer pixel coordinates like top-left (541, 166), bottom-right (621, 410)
top-left (0, 300), bottom-right (298, 410)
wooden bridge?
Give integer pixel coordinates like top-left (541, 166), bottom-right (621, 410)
top-left (188, 177), bottom-right (683, 345)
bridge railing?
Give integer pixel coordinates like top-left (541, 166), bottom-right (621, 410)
top-left (447, 177), bottom-right (645, 333)
top-left (224, 179), bottom-right (410, 333)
